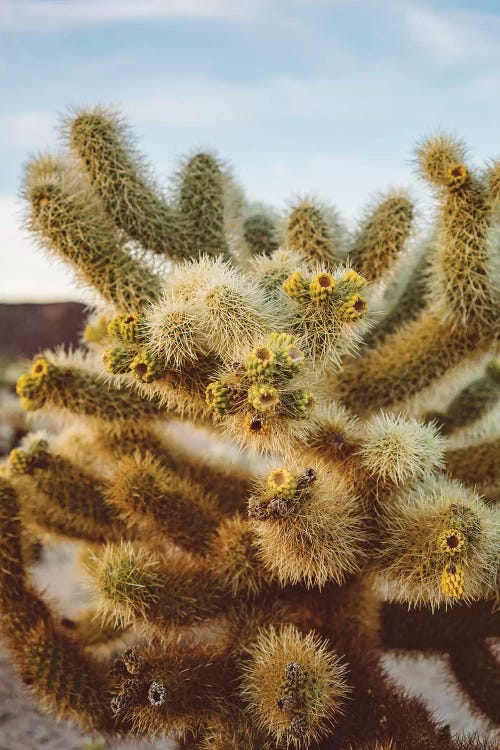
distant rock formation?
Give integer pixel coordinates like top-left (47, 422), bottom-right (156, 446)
top-left (0, 302), bottom-right (86, 357)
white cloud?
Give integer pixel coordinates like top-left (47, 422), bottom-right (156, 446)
top-left (0, 0), bottom-right (267, 30)
top-left (0, 193), bottom-right (83, 302)
top-left (398, 2), bottom-right (499, 66)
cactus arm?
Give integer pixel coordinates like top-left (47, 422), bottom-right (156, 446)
top-left (0, 477), bottom-right (113, 731)
top-left (67, 107), bottom-right (187, 258)
top-left (380, 600), bottom-right (500, 652)
top-left (25, 155), bottom-right (160, 308)
top-left (349, 190), bottom-right (414, 285)
top-left (448, 641), bottom-right (500, 725)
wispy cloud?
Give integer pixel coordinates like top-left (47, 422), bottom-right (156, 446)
top-left (0, 112), bottom-right (57, 150)
top-left (0, 64), bottom-right (408, 157)
top-left (398, 2), bottom-right (499, 65)
top-left (122, 68), bottom-right (406, 130)
top-left (1, 0), bottom-right (271, 30)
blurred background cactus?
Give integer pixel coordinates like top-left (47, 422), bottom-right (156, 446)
top-left (0, 107), bottom-right (498, 750)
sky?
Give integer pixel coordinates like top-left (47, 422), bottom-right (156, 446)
top-left (1, 0), bottom-right (499, 301)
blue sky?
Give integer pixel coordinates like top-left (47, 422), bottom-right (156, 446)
top-left (1, 0), bottom-right (499, 300)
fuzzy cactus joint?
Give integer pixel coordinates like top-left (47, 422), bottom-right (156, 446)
top-left (0, 107), bottom-right (499, 750)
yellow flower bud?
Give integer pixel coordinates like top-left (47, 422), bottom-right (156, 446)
top-left (309, 273), bottom-right (336, 301)
top-left (267, 468), bottom-right (297, 499)
top-left (130, 351), bottom-right (164, 383)
top-left (339, 294), bottom-right (367, 321)
top-left (283, 271), bottom-right (309, 301)
top-left (440, 562), bottom-right (465, 599)
top-left (205, 380), bottom-right (232, 415)
top-left (447, 164), bottom-right (469, 192)
top-left (247, 384), bottom-right (280, 411)
top-left (341, 269), bottom-right (366, 288)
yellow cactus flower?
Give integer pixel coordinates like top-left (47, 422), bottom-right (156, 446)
top-left (130, 351), bottom-right (163, 383)
top-left (309, 273), bottom-right (336, 301)
top-left (30, 357), bottom-right (51, 380)
top-left (83, 317), bottom-right (109, 344)
top-left (267, 468), bottom-right (297, 499)
top-left (246, 346), bottom-right (276, 380)
top-left (289, 389), bottom-right (317, 417)
top-left (437, 528), bottom-right (467, 556)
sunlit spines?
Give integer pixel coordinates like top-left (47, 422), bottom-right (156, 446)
top-left (357, 413), bottom-right (445, 487)
top-left (24, 154), bottom-right (160, 309)
top-left (205, 333), bottom-right (316, 453)
top-left (377, 477), bottom-right (499, 607)
top-left (8, 436), bottom-right (124, 543)
top-left (487, 160), bottom-right (500, 208)
top-left (284, 199), bottom-right (337, 267)
top-left (67, 106), bottom-right (188, 258)
top-left (336, 310), bottom-right (495, 414)
top-left (195, 257), bottom-right (276, 360)
top-left (249, 247), bottom-right (306, 304)
top-left (106, 450), bottom-right (220, 553)
top-left (282, 264), bottom-right (370, 366)
top-left (241, 624), bottom-right (349, 748)
top-left (177, 152), bottom-right (229, 257)
top-left (415, 133), bottom-right (467, 188)
top-left (349, 190), bottom-right (414, 284)
top-left (242, 213), bottom-right (279, 257)
top-left (144, 296), bottom-right (206, 369)
top-left (157, 255), bottom-right (279, 361)
top-left (207, 514), bottom-right (273, 597)
top-left (89, 543), bottom-right (224, 631)
top-left (306, 401), bottom-right (362, 463)
top-left (20, 620), bottom-right (112, 730)
top-left (249, 461), bottom-right (366, 588)
top-left (17, 351), bottom-right (164, 421)
top-left (416, 135), bottom-right (500, 328)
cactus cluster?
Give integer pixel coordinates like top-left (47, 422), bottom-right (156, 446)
top-left (0, 108), bottom-right (499, 749)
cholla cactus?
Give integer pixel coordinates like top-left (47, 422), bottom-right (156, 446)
top-left (0, 108), bottom-right (499, 749)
